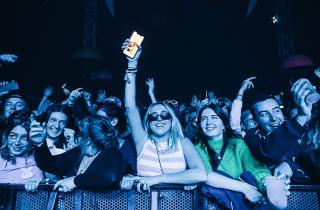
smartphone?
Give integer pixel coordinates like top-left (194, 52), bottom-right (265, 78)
top-left (0, 81), bottom-right (19, 94)
top-left (123, 31), bottom-right (144, 58)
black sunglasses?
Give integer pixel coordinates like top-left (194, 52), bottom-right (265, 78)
top-left (148, 112), bottom-right (172, 122)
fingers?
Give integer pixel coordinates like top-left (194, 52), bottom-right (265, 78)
top-left (315, 68), bottom-right (320, 78)
top-left (184, 185), bottom-right (197, 191)
top-left (276, 173), bottom-right (286, 180)
top-left (25, 180), bottom-right (39, 192)
top-left (120, 178), bottom-right (134, 190)
top-left (137, 182), bottom-right (142, 193)
top-left (121, 39), bottom-right (131, 50)
top-left (53, 181), bottom-right (61, 191)
top-left (245, 76), bottom-right (256, 82)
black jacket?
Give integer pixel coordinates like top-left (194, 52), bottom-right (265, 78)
top-left (34, 142), bottom-right (127, 189)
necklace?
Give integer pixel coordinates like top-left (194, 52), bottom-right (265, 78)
top-left (152, 139), bottom-right (164, 175)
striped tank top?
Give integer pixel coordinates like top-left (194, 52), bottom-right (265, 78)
top-left (137, 139), bottom-right (187, 176)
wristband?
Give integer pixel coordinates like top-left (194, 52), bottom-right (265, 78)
top-left (126, 68), bottom-right (138, 73)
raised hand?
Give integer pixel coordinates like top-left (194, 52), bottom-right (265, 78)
top-left (96, 89), bottom-right (106, 103)
top-left (191, 95), bottom-right (201, 109)
top-left (43, 86), bottom-right (53, 99)
top-left (63, 128), bottom-right (78, 150)
top-left (68, 88), bottom-right (83, 104)
top-left (121, 39), bottom-right (142, 68)
top-left (146, 78), bottom-right (155, 94)
top-left (83, 91), bottom-right (91, 103)
top-left (291, 78), bottom-right (313, 120)
top-left (29, 118), bottom-right (46, 145)
top-left (146, 78), bottom-right (157, 103)
top-left (238, 77), bottom-right (256, 96)
top-left (0, 54), bottom-right (18, 63)
top-left (61, 83), bottom-right (70, 95)
top-left (208, 91), bottom-right (218, 104)
top-left (0, 81), bottom-right (10, 97)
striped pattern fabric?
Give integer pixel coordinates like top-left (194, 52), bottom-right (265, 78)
top-left (137, 139), bottom-right (187, 176)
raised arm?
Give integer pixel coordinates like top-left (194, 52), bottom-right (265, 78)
top-left (122, 39), bottom-right (148, 155)
top-left (36, 86), bottom-right (53, 114)
top-left (230, 77), bottom-right (255, 135)
top-left (146, 78), bottom-right (157, 103)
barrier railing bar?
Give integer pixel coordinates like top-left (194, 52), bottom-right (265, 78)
top-left (46, 192), bottom-right (58, 210)
top-left (151, 191), bottom-right (158, 210)
top-left (127, 190), bottom-right (135, 210)
top-left (74, 191), bottom-right (82, 210)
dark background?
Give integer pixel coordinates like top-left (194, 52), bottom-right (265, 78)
top-left (0, 0), bottom-right (319, 106)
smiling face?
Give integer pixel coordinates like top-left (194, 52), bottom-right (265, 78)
top-left (3, 97), bottom-right (27, 119)
top-left (253, 98), bottom-right (284, 133)
top-left (147, 104), bottom-right (172, 138)
top-left (200, 108), bottom-right (224, 140)
top-left (46, 112), bottom-right (68, 140)
top-left (7, 125), bottom-right (32, 157)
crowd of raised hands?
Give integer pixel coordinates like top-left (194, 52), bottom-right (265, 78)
top-left (0, 39), bottom-right (319, 210)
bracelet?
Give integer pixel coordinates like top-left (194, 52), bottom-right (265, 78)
top-left (40, 178), bottom-right (50, 185)
top-left (126, 68), bottom-right (138, 73)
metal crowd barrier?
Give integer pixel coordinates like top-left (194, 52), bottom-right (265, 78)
top-left (0, 184), bottom-right (319, 210)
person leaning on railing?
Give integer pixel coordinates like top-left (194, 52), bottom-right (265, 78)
top-left (120, 37), bottom-right (207, 192)
top-left (0, 110), bottom-right (45, 191)
top-left (194, 103), bottom-right (288, 209)
top-left (29, 115), bottom-right (127, 192)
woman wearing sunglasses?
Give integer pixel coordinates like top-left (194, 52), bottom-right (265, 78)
top-left (120, 38), bottom-right (207, 191)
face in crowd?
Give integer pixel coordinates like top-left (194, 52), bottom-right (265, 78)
top-left (200, 107), bottom-right (225, 140)
top-left (185, 111), bottom-right (197, 128)
top-left (46, 112), bottom-right (68, 140)
top-left (241, 110), bottom-right (258, 131)
top-left (252, 98), bottom-right (284, 133)
top-left (147, 104), bottom-right (172, 138)
top-left (3, 97), bottom-right (27, 119)
top-left (7, 125), bottom-right (32, 157)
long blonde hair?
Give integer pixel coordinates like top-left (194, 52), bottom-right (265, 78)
top-left (143, 102), bottom-right (184, 150)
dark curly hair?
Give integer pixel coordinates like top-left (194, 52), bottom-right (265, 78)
top-left (0, 110), bottom-right (32, 164)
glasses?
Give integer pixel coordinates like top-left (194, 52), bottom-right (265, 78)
top-left (148, 112), bottom-right (172, 122)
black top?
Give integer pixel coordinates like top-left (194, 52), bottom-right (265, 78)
top-left (244, 120), bottom-right (305, 173)
top-left (119, 135), bottom-right (137, 175)
top-left (34, 142), bottom-right (127, 189)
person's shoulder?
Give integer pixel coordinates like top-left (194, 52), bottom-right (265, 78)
top-left (245, 127), bottom-right (259, 136)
